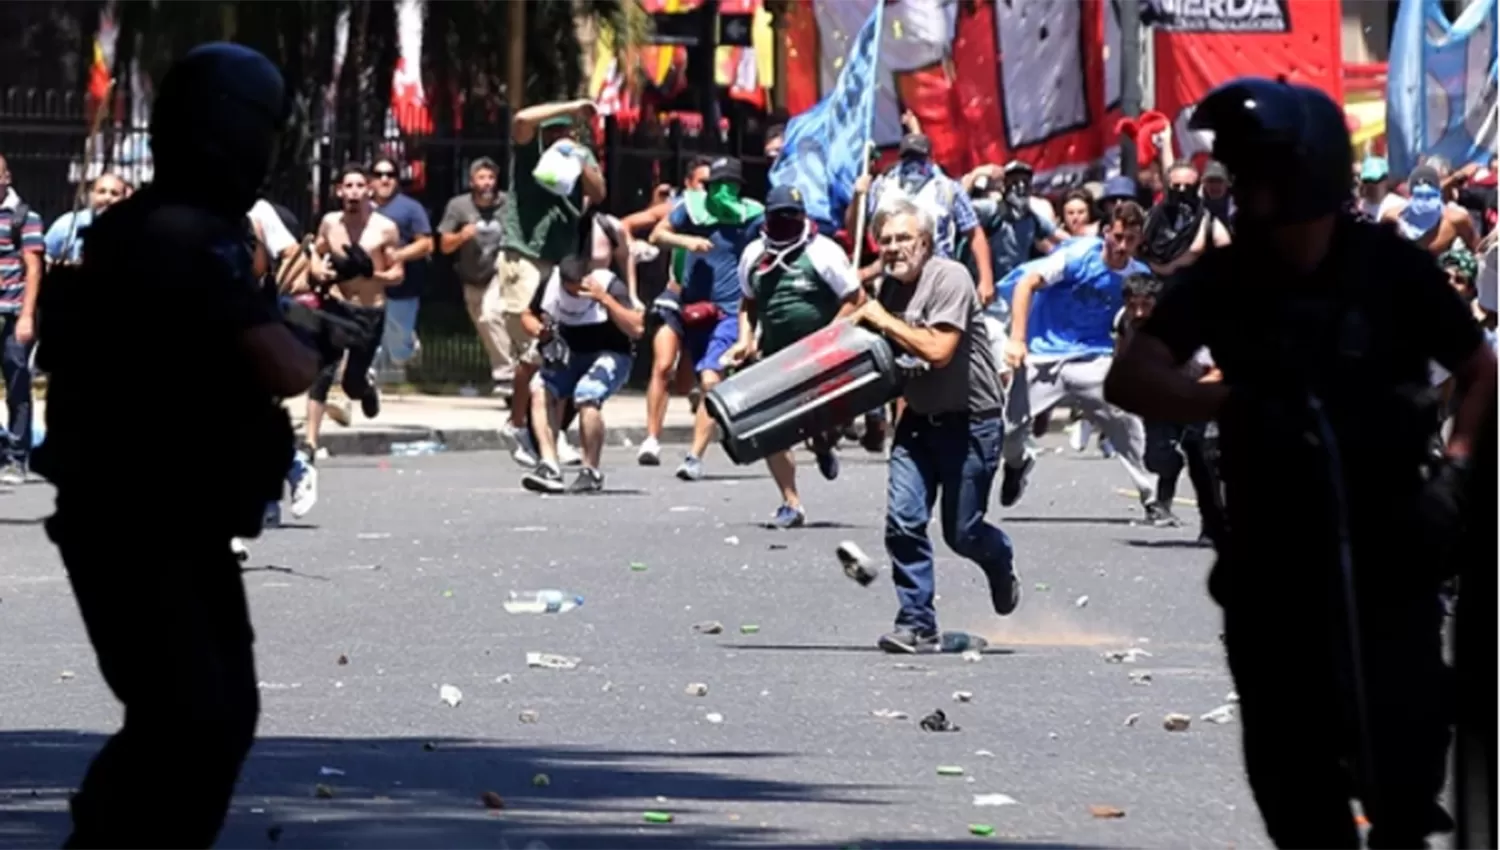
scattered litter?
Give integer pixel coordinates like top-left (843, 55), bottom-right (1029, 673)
top-left (705, 712), bottom-right (724, 724)
top-left (768, 543), bottom-right (788, 550)
top-left (258, 681), bottom-right (302, 690)
top-left (630, 562), bottom-right (649, 572)
top-left (1124, 713), bottom-right (1141, 727)
top-left (952, 691), bottom-right (974, 703)
top-left (1200, 704), bottom-right (1236, 724)
top-left (919, 709), bottom-right (960, 732)
top-left (439, 684), bottom-right (463, 707)
top-left (442, 590), bottom-right (454, 598)
top-left (1033, 582), bottom-right (1051, 591)
top-left (481, 791), bottom-right (505, 810)
top-left (1074, 594), bottom-right (1090, 608)
top-left (973, 749), bottom-right (995, 757)
top-left (871, 709), bottom-right (909, 720)
top-left (1102, 648), bottom-right (1152, 663)
top-left (1226, 690), bottom-right (1240, 703)
top-left (1048, 732), bottom-right (1059, 740)
top-left (318, 766), bottom-right (345, 777)
top-left (692, 621), bottom-right (724, 635)
top-left (532, 773), bottom-right (550, 787)
top-left (511, 526), bottom-right (549, 532)
top-left (936, 765), bottom-right (966, 776)
top-left (314, 784), bottom-right (335, 799)
top-left (1089, 805), bottom-right (1127, 819)
top-left (969, 824), bottom-right (996, 837)
top-left (685, 683), bottom-right (709, 697)
top-left (961, 649), bottom-right (983, 663)
top-left (1128, 670), bottom-right (1153, 685)
top-left (836, 541), bottom-right (879, 586)
top-left (495, 674), bottom-right (512, 684)
top-left (423, 742), bottom-right (438, 752)
top-left (973, 793), bottom-right (1018, 807)
top-left (723, 535), bottom-right (740, 546)
top-left (518, 709), bottom-right (540, 724)
top-left (1163, 713), bottom-right (1192, 732)
top-left (527, 652), bottom-right (581, 670)
top-left (668, 506), bottom-right (704, 512)
top-left (643, 811), bottom-right (674, 824)
top-left (336, 654), bottom-right (349, 666)
top-left (391, 440), bottom-right (445, 456)
top-left (58, 671), bottom-right (75, 681)
top-left (739, 624), bottom-right (760, 635)
top-left (357, 532), bottom-right (392, 540)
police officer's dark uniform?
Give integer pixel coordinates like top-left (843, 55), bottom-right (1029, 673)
top-left (33, 43), bottom-right (319, 848)
top-left (1106, 78), bottom-right (1497, 848)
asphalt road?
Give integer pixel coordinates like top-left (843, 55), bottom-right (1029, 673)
top-left (0, 438), bottom-right (1266, 849)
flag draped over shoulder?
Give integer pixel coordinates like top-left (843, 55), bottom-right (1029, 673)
top-left (768, 1), bottom-right (884, 231)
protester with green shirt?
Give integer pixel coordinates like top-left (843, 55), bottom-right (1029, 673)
top-left (722, 185), bottom-right (863, 528)
top-left (500, 97), bottom-right (606, 463)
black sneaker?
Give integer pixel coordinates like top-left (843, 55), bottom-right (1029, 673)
top-left (836, 541), bottom-right (879, 586)
top-left (361, 383), bottom-right (381, 419)
top-left (1145, 502), bottom-right (1182, 527)
top-left (521, 463), bottom-right (565, 494)
top-left (999, 456), bottom-right (1034, 507)
top-left (982, 563), bottom-right (1021, 616)
top-left (860, 415), bottom-right (887, 454)
top-left (566, 467), bottom-right (605, 494)
top-left (877, 627), bottom-right (940, 654)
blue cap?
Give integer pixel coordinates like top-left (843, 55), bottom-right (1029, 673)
top-left (1360, 156), bottom-right (1389, 182)
top-left (766, 184), bottom-right (806, 214)
top-left (1102, 176), bottom-right (1138, 201)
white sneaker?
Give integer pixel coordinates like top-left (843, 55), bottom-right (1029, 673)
top-left (231, 538), bottom-right (250, 563)
top-left (1068, 420), bottom-right (1092, 453)
top-left (505, 424), bottom-right (539, 468)
top-left (557, 434), bottom-right (583, 467)
top-left (637, 436), bottom-right (662, 466)
top-left (289, 455), bottom-right (319, 518)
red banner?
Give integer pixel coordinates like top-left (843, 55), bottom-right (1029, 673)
top-left (1152, 0), bottom-right (1343, 165)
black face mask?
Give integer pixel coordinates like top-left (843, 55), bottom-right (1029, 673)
top-left (763, 211), bottom-right (808, 248)
top-left (1166, 183), bottom-right (1201, 210)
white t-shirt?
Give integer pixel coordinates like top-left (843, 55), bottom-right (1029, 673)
top-left (736, 233), bottom-right (860, 301)
top-left (248, 199), bottom-right (297, 256)
top-left (1358, 193), bottom-right (1403, 223)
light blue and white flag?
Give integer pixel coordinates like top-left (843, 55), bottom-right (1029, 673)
top-left (1387, 0), bottom-right (1498, 176)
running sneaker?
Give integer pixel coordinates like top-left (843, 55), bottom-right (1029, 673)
top-left (675, 455), bottom-right (703, 481)
top-left (836, 541), bottom-right (879, 586)
top-left (998, 456), bottom-right (1034, 507)
top-left (1145, 502), bottom-right (1182, 527)
top-left (504, 423), bottom-right (539, 468)
top-left (360, 374), bottom-right (380, 419)
top-left (771, 503), bottom-right (806, 529)
top-left (814, 447), bottom-right (840, 481)
top-left (877, 627), bottom-right (940, 654)
top-left (288, 454), bottom-right (318, 518)
top-left (263, 501), bottom-right (283, 529)
top-left (521, 462), bottom-right (566, 494)
top-left (0, 462), bottom-right (24, 487)
top-left (566, 467), bottom-right (605, 494)
top-left (860, 414), bottom-right (887, 454)
top-left (1068, 420), bottom-right (1090, 453)
top-left (326, 399), bottom-right (353, 427)
top-left (637, 436), bottom-right (662, 466)
top-left (982, 562), bottom-right (1021, 616)
top-left (556, 434), bottom-right (583, 467)
top-left (231, 538), bottom-right (249, 564)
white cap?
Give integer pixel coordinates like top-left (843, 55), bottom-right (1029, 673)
top-left (1479, 243), bottom-right (1498, 314)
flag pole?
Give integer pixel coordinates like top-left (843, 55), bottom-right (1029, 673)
top-left (847, 0), bottom-right (886, 269)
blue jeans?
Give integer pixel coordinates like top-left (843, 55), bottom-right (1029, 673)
top-left (0, 313), bottom-right (33, 467)
top-left (886, 412), bottom-right (1014, 634)
top-left (382, 296), bottom-right (421, 365)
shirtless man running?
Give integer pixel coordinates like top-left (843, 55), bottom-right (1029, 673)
top-left (294, 164), bottom-right (403, 515)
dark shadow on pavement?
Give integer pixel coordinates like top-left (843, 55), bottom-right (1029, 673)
top-left (751, 520), bottom-right (862, 531)
top-left (1003, 516), bottom-right (1139, 526)
top-left (0, 516), bottom-right (45, 526)
top-left (719, 643), bottom-right (1016, 657)
top-left (241, 565), bottom-right (333, 582)
top-left (1121, 538), bottom-right (1212, 550)
top-left (0, 730), bottom-right (1100, 849)
top-left (696, 473), bottom-right (766, 482)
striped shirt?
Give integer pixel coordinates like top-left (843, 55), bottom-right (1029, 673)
top-left (0, 206), bottom-right (45, 313)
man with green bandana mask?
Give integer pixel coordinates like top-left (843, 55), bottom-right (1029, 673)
top-left (650, 157), bottom-right (766, 481)
top-left (500, 97), bottom-right (605, 465)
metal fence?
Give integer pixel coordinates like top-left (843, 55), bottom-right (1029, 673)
top-left (0, 87), bottom-right (776, 391)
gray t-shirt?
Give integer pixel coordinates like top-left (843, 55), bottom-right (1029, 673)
top-left (438, 193), bottom-right (506, 286)
top-left (878, 257), bottom-right (1004, 416)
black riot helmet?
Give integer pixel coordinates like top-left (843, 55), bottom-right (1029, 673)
top-left (150, 42), bottom-right (290, 215)
top-left (1188, 77), bottom-right (1352, 226)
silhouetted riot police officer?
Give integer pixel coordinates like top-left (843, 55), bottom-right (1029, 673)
top-left (1105, 78), bottom-right (1497, 848)
top-left (33, 43), bottom-right (321, 848)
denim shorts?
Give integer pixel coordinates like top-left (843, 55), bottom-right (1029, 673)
top-left (543, 349), bottom-right (633, 405)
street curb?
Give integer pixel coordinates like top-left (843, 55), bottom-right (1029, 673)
top-left (309, 412), bottom-right (1075, 458)
top-left (312, 424), bottom-right (699, 457)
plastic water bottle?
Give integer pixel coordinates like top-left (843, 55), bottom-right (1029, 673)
top-left (503, 590), bottom-right (584, 614)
